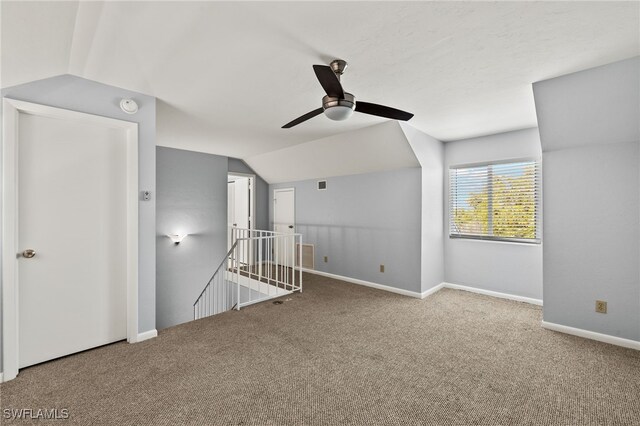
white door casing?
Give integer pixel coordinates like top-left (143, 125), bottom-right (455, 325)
top-left (273, 188), bottom-right (295, 264)
top-left (228, 181), bottom-right (235, 248)
top-left (228, 174), bottom-right (254, 231)
top-left (233, 177), bottom-right (250, 230)
top-left (2, 99), bottom-right (139, 381)
top-left (228, 174), bottom-right (254, 265)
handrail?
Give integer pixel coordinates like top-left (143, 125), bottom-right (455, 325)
top-left (194, 228), bottom-right (303, 320)
top-left (193, 240), bottom-right (239, 307)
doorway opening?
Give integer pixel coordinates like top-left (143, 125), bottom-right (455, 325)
top-left (228, 173), bottom-right (255, 263)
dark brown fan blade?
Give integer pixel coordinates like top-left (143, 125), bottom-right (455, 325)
top-left (355, 101), bottom-right (414, 121)
top-left (282, 108), bottom-right (324, 128)
top-left (313, 65), bottom-right (345, 98)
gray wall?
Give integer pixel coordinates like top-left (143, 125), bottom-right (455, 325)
top-left (444, 128), bottom-right (543, 300)
top-left (400, 124), bottom-right (445, 292)
top-left (270, 168), bottom-right (422, 293)
top-left (156, 147), bottom-right (228, 330)
top-left (534, 57), bottom-right (640, 341)
top-left (228, 158), bottom-right (268, 231)
top-left (1, 74), bottom-right (157, 373)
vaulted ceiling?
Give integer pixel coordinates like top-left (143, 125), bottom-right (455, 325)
top-left (2, 1), bottom-right (639, 160)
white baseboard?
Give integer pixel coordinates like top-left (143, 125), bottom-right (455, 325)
top-left (299, 270), bottom-right (542, 307)
top-left (420, 282), bottom-right (445, 299)
top-left (541, 321), bottom-right (640, 351)
top-left (0, 372), bottom-right (3, 383)
top-left (301, 268), bottom-right (430, 299)
top-left (131, 329), bottom-right (157, 343)
top-left (443, 282), bottom-right (543, 306)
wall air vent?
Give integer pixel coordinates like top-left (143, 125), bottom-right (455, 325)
top-left (296, 244), bottom-right (315, 270)
top-left (317, 180), bottom-right (327, 190)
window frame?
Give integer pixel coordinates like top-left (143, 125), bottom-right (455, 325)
top-left (449, 157), bottom-right (542, 245)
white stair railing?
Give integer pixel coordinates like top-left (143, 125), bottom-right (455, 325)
top-left (193, 241), bottom-right (239, 320)
top-left (194, 228), bottom-right (302, 320)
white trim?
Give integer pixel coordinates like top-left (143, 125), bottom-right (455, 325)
top-left (541, 321), bottom-right (640, 351)
top-left (421, 282), bottom-right (445, 299)
top-left (298, 271), bottom-right (542, 306)
top-left (273, 187), bottom-right (295, 232)
top-left (0, 372), bottom-right (4, 383)
top-left (131, 329), bottom-right (158, 343)
top-left (228, 171), bottom-right (255, 179)
top-left (1, 98), bottom-right (139, 382)
top-left (442, 282), bottom-right (543, 306)
top-left (301, 268), bottom-right (430, 299)
top-left (225, 270), bottom-right (292, 297)
top-left (228, 172), bottom-right (255, 231)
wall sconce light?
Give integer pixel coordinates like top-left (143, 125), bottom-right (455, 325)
top-left (167, 234), bottom-right (187, 244)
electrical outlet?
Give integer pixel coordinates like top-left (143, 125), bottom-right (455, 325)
top-left (595, 300), bottom-right (607, 314)
top-left (380, 264), bottom-right (385, 273)
top-left (323, 256), bottom-right (328, 263)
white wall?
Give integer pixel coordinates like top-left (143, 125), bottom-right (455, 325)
top-left (533, 57), bottom-right (639, 342)
top-left (400, 124), bottom-right (445, 292)
top-left (156, 147), bottom-right (228, 330)
top-left (443, 128), bottom-right (543, 300)
top-left (269, 168), bottom-right (423, 293)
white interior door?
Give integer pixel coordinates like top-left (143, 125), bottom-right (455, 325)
top-left (233, 177), bottom-right (250, 230)
top-left (18, 112), bottom-right (129, 368)
top-left (228, 177), bottom-right (251, 265)
top-left (273, 189), bottom-right (295, 265)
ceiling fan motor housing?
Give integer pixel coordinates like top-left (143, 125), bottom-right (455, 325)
top-left (322, 93), bottom-right (356, 121)
top-left (329, 59), bottom-right (348, 77)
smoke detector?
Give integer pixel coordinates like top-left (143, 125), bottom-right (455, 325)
top-left (120, 98), bottom-right (138, 114)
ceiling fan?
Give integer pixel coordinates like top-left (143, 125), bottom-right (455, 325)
top-left (282, 59), bottom-right (414, 128)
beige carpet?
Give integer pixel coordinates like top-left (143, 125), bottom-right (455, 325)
top-left (1, 273), bottom-right (639, 425)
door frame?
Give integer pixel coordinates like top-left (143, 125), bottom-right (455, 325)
top-left (273, 188), bottom-right (295, 232)
top-left (228, 172), bottom-right (255, 231)
top-left (2, 98), bottom-right (139, 382)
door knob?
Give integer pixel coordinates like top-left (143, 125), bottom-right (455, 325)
top-left (288, 225), bottom-right (294, 229)
top-left (22, 249), bottom-right (36, 259)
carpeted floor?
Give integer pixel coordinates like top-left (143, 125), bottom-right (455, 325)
top-left (1, 273), bottom-right (639, 425)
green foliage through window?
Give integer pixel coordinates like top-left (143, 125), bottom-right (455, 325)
top-left (449, 160), bottom-right (540, 242)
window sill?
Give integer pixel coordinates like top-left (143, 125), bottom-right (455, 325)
top-left (449, 235), bottom-right (541, 246)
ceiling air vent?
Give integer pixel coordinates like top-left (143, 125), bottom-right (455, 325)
top-left (317, 180), bottom-right (327, 190)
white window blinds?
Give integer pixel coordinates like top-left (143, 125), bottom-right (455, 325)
top-left (449, 160), bottom-right (541, 243)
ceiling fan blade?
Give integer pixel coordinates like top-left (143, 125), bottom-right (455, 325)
top-left (355, 101), bottom-right (414, 121)
top-left (313, 65), bottom-right (345, 98)
top-left (282, 108), bottom-right (324, 128)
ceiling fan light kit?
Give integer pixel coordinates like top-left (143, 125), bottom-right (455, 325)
top-left (322, 93), bottom-right (355, 121)
top-left (282, 59), bottom-right (414, 128)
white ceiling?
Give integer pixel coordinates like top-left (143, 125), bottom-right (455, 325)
top-left (2, 1), bottom-right (639, 160)
top-left (246, 121), bottom-right (419, 183)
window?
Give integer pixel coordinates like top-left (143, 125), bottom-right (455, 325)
top-left (449, 159), bottom-right (541, 243)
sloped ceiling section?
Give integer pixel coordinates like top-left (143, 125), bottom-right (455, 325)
top-left (533, 57), bottom-right (640, 152)
top-left (0, 1), bottom-right (79, 88)
top-left (1, 1), bottom-right (639, 159)
top-left (245, 121), bottom-right (419, 184)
